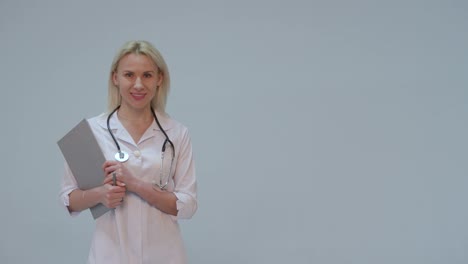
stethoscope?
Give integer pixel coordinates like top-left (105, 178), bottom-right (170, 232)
top-left (107, 105), bottom-right (175, 190)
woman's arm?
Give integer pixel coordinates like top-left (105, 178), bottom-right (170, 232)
top-left (68, 184), bottom-right (126, 213)
top-left (102, 128), bottom-right (197, 218)
top-left (102, 164), bottom-right (178, 216)
top-left (128, 180), bottom-right (178, 216)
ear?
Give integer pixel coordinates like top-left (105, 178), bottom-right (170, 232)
top-left (112, 71), bottom-right (119, 86)
top-left (157, 71), bottom-right (163, 87)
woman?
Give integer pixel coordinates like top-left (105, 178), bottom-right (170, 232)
top-left (59, 40), bottom-right (197, 263)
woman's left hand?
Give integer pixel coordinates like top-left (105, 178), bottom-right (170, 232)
top-left (103, 160), bottom-right (139, 192)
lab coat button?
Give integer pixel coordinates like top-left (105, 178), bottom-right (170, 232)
top-left (134, 150), bottom-right (141, 158)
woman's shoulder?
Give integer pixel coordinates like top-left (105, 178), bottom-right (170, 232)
top-left (160, 113), bottom-right (189, 133)
top-left (86, 113), bottom-right (108, 129)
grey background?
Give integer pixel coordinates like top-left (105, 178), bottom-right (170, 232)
top-left (1, 0), bottom-right (467, 263)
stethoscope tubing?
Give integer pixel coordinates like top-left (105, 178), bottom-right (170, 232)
top-left (106, 105), bottom-right (176, 189)
top-left (106, 105), bottom-right (175, 162)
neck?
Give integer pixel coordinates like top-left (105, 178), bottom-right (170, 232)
top-left (117, 105), bottom-right (154, 124)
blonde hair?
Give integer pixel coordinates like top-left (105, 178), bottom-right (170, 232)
top-left (107, 40), bottom-right (170, 113)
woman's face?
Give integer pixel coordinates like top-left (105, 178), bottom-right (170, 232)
top-left (112, 53), bottom-right (162, 112)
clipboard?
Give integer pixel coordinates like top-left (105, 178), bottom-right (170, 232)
top-left (58, 119), bottom-right (110, 219)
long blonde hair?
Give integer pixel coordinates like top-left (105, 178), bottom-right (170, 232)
top-left (107, 40), bottom-right (170, 113)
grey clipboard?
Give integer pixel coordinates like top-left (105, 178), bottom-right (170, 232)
top-left (57, 119), bottom-right (110, 219)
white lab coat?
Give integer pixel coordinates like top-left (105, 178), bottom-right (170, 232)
top-left (59, 112), bottom-right (197, 264)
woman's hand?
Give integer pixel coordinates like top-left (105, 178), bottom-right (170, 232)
top-left (99, 184), bottom-right (126, 208)
top-left (102, 160), bottom-right (139, 192)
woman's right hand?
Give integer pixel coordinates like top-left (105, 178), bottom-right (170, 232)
top-left (100, 184), bottom-right (126, 208)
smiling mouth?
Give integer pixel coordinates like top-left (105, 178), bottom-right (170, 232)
top-left (131, 93), bottom-right (146, 100)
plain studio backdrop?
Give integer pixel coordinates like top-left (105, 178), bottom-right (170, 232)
top-left (1, 0), bottom-right (467, 263)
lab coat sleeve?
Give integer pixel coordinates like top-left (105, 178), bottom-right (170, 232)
top-left (172, 128), bottom-right (198, 220)
top-left (58, 162), bottom-right (81, 217)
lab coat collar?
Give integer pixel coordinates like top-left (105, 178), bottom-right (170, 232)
top-left (97, 110), bottom-right (174, 131)
top-left (96, 110), bottom-right (174, 145)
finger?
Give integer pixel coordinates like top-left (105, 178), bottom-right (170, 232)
top-left (113, 195), bottom-right (125, 202)
top-left (102, 160), bottom-right (118, 170)
top-left (109, 186), bottom-right (126, 193)
top-left (104, 165), bottom-right (120, 175)
top-left (111, 200), bottom-right (123, 208)
top-left (115, 186), bottom-right (127, 193)
top-left (111, 196), bottom-right (124, 206)
top-left (103, 174), bottom-right (115, 185)
top-left (103, 178), bottom-right (114, 185)
top-left (106, 179), bottom-right (126, 187)
top-left (112, 169), bottom-right (126, 183)
top-left (104, 177), bottom-right (126, 187)
top-left (111, 197), bottom-right (123, 203)
top-left (115, 167), bottom-right (123, 177)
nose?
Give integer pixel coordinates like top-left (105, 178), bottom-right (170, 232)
top-left (134, 77), bottom-right (143, 89)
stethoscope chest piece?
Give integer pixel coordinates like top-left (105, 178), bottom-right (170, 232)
top-left (114, 151), bottom-right (129, 162)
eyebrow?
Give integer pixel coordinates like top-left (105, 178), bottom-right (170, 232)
top-left (122, 70), bottom-right (156, 73)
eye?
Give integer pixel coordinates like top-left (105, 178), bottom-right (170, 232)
top-left (143, 73), bottom-right (153, 78)
top-left (124, 72), bottom-right (134, 78)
